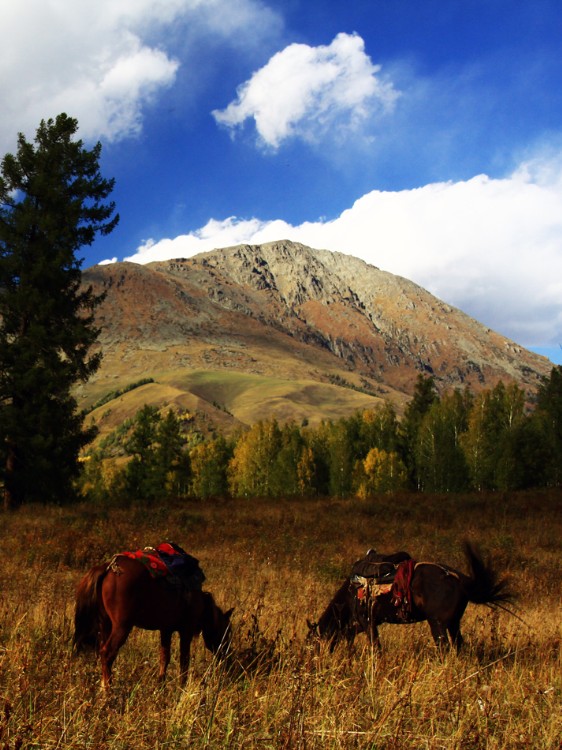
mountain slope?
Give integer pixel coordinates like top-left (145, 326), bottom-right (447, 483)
top-left (80, 240), bottom-right (550, 435)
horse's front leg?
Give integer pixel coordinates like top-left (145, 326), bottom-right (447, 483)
top-left (365, 602), bottom-right (382, 653)
top-left (159, 630), bottom-right (173, 681)
top-left (178, 629), bottom-right (193, 685)
top-left (368, 622), bottom-right (383, 653)
top-left (447, 617), bottom-right (464, 654)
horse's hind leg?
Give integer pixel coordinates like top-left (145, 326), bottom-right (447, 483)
top-left (159, 630), bottom-right (172, 681)
top-left (428, 619), bottom-right (450, 654)
top-left (100, 624), bottom-right (132, 689)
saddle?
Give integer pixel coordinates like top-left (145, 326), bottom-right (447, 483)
top-left (349, 550), bottom-right (401, 600)
top-left (115, 541), bottom-right (206, 590)
top-left (349, 550), bottom-right (416, 616)
top-left (350, 551), bottom-right (402, 582)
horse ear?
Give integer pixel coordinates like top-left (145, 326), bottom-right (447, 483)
top-left (225, 607), bottom-right (234, 620)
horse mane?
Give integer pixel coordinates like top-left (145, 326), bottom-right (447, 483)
top-left (73, 562), bottom-right (109, 653)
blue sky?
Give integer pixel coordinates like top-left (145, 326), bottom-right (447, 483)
top-left (2, 0), bottom-right (562, 364)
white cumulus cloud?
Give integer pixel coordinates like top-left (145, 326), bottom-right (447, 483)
top-left (0, 0), bottom-right (179, 148)
top-left (212, 32), bottom-right (398, 148)
top-left (0, 0), bottom-right (281, 150)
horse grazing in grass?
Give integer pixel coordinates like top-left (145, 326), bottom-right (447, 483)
top-left (307, 550), bottom-right (412, 651)
top-left (73, 555), bottom-right (233, 688)
top-left (311, 543), bottom-right (513, 653)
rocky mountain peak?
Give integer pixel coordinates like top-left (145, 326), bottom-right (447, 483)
top-left (81, 241), bottom-right (551, 431)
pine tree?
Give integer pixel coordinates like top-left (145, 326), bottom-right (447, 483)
top-left (326, 420), bottom-right (354, 498)
top-left (0, 114), bottom-right (118, 508)
top-left (273, 422), bottom-right (305, 496)
top-left (123, 405), bottom-right (161, 501)
top-left (535, 366), bottom-right (562, 485)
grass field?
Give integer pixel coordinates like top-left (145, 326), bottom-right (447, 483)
top-left (0, 490), bottom-right (560, 748)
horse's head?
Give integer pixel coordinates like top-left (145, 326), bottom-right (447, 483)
top-left (305, 618), bottom-right (321, 644)
top-left (305, 578), bottom-right (363, 653)
top-left (201, 592), bottom-right (233, 656)
top-left (306, 618), bottom-right (319, 635)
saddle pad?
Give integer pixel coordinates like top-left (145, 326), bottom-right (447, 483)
top-left (120, 547), bottom-right (169, 577)
top-left (354, 577), bottom-right (393, 599)
top-left (118, 542), bottom-right (206, 587)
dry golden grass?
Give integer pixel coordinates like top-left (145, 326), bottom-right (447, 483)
top-left (0, 491), bottom-right (560, 749)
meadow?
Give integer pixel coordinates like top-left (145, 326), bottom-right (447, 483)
top-left (0, 490), bottom-right (560, 749)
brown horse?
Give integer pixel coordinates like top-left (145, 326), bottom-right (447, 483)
top-left (307, 550), bottom-right (412, 651)
top-left (311, 543), bottom-right (513, 653)
top-left (73, 555), bottom-right (233, 688)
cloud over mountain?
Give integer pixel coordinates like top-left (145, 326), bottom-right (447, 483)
top-left (124, 154), bottom-right (562, 349)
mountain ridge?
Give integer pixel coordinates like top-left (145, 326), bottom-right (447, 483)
top-left (80, 240), bottom-right (550, 437)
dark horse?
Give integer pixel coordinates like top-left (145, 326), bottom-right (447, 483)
top-left (73, 555), bottom-right (233, 688)
top-left (308, 550), bottom-right (412, 651)
top-left (310, 543), bottom-right (513, 653)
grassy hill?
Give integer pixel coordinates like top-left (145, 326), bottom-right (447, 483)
top-left (84, 369), bottom-right (393, 445)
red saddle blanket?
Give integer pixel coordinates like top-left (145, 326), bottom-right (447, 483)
top-left (120, 543), bottom-right (175, 577)
top-left (118, 542), bottom-right (206, 588)
top-left (120, 542), bottom-right (202, 581)
top-left (391, 559), bottom-right (416, 614)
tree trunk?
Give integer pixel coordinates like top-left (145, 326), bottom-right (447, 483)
top-left (3, 442), bottom-right (21, 510)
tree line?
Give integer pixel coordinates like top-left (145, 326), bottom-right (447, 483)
top-left (79, 369), bottom-right (562, 503)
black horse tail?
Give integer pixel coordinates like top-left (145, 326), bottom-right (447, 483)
top-left (462, 542), bottom-right (514, 609)
top-left (73, 562), bottom-right (109, 654)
